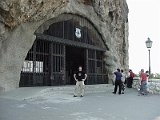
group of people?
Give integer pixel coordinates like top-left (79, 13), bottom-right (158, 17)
top-left (126, 69), bottom-right (134, 88)
top-left (72, 65), bottom-right (149, 97)
top-left (112, 69), bottom-right (126, 95)
top-left (112, 68), bottom-right (149, 96)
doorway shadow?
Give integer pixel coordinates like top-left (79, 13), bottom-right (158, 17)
top-left (66, 46), bottom-right (85, 85)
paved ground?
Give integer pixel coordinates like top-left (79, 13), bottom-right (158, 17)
top-left (0, 84), bottom-right (160, 120)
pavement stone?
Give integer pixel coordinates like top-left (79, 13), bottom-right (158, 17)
top-left (0, 84), bottom-right (160, 120)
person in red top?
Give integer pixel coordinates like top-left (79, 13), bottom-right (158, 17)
top-left (138, 69), bottom-right (148, 96)
top-left (127, 69), bottom-right (134, 88)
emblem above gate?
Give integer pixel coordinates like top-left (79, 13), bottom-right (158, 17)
top-left (75, 28), bottom-right (81, 38)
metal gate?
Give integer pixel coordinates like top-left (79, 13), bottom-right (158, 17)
top-left (20, 41), bottom-right (107, 86)
top-left (20, 40), bottom-right (65, 86)
top-left (20, 14), bottom-right (108, 87)
top-left (86, 49), bottom-right (108, 85)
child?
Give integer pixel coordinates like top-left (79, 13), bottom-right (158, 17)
top-left (121, 70), bottom-right (125, 94)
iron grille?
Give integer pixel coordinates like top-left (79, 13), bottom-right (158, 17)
top-left (20, 16), bottom-right (108, 87)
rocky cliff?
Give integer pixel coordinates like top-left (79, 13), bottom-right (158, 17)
top-left (0, 0), bottom-right (129, 91)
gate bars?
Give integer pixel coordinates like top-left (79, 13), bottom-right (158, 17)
top-left (20, 15), bottom-right (108, 87)
top-left (20, 39), bottom-right (108, 86)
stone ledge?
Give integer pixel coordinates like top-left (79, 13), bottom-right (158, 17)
top-left (133, 78), bottom-right (160, 94)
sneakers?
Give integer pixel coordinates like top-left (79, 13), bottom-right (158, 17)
top-left (112, 92), bottom-right (116, 94)
top-left (80, 95), bottom-right (83, 97)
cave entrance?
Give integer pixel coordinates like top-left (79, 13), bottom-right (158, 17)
top-left (19, 14), bottom-right (108, 87)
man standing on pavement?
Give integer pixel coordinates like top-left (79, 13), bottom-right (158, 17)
top-left (112, 68), bottom-right (122, 95)
top-left (138, 69), bottom-right (148, 96)
top-left (73, 66), bottom-right (87, 97)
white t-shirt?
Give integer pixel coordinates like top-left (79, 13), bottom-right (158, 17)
top-left (127, 72), bottom-right (130, 78)
top-left (121, 73), bottom-right (126, 82)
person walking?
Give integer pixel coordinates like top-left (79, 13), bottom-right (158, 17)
top-left (121, 70), bottom-right (125, 94)
top-left (138, 69), bottom-right (148, 96)
top-left (112, 68), bottom-right (122, 95)
top-left (73, 66), bottom-right (87, 97)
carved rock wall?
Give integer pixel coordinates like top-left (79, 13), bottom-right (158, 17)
top-left (0, 0), bottom-right (129, 91)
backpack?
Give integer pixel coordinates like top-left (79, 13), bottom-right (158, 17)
top-left (130, 72), bottom-right (134, 78)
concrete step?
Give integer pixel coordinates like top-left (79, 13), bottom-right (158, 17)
top-left (41, 84), bottom-right (113, 94)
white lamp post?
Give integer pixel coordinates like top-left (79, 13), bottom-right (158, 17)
top-left (145, 37), bottom-right (153, 75)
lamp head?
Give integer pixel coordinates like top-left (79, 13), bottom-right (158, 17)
top-left (145, 37), bottom-right (153, 48)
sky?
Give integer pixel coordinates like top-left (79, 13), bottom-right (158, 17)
top-left (126, 0), bottom-right (160, 74)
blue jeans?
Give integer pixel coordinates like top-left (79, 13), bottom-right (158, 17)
top-left (139, 81), bottom-right (148, 95)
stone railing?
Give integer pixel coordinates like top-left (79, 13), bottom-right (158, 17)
top-left (133, 78), bottom-right (160, 94)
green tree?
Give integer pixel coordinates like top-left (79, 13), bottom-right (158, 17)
top-left (150, 73), bottom-right (160, 79)
top-left (154, 73), bottom-right (160, 79)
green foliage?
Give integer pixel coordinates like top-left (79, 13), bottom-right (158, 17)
top-left (134, 74), bottom-right (139, 77)
top-left (152, 73), bottom-right (160, 79)
top-left (134, 73), bottom-right (160, 79)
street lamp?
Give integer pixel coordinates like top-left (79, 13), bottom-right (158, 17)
top-left (145, 37), bottom-right (153, 76)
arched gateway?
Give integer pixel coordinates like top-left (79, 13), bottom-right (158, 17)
top-left (19, 14), bottom-right (108, 87)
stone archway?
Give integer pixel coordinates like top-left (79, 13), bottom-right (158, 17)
top-left (20, 14), bottom-right (108, 87)
top-left (0, 0), bottom-right (129, 92)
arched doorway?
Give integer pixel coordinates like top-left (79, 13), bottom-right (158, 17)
top-left (19, 14), bottom-right (108, 87)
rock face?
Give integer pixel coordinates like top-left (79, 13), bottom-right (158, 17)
top-left (0, 0), bottom-right (129, 92)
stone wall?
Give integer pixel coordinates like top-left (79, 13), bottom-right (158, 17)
top-left (133, 79), bottom-right (160, 94)
top-left (0, 0), bottom-right (129, 92)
